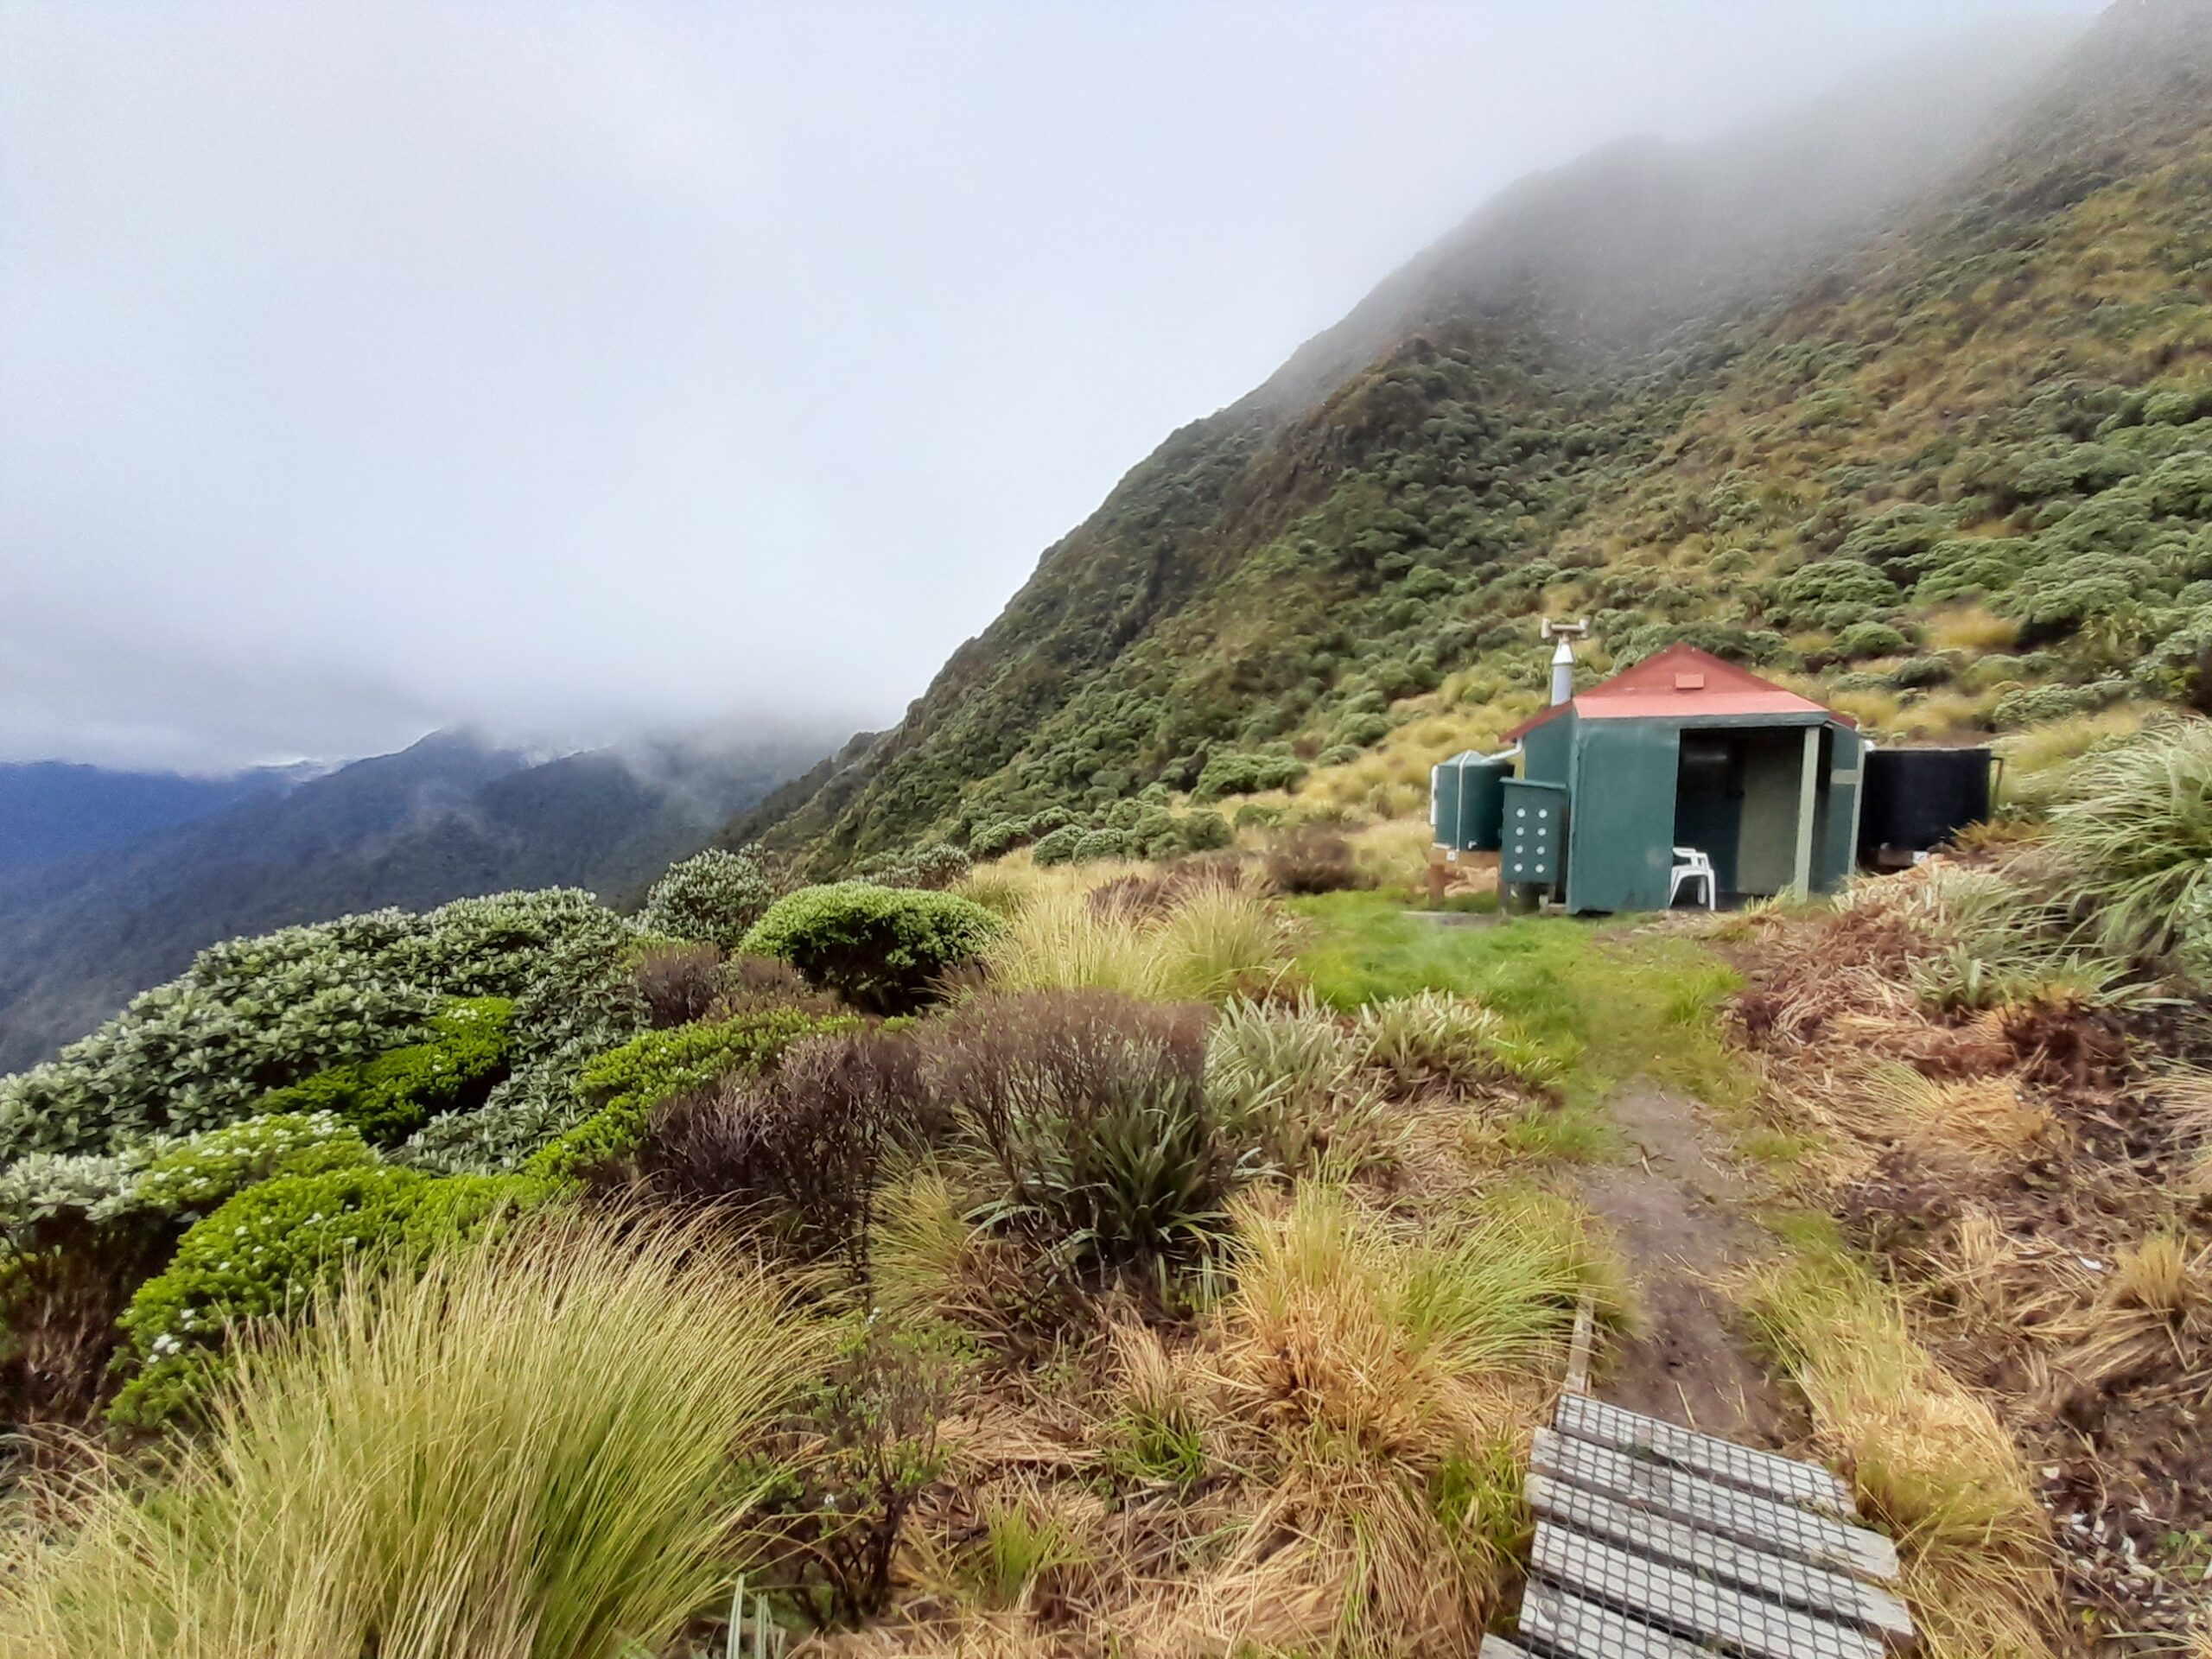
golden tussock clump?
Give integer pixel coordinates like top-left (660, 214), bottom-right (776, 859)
top-left (1743, 1248), bottom-right (2060, 1659)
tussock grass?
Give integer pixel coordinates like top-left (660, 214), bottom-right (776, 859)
top-left (0, 1217), bottom-right (827, 1659)
top-left (1167, 1181), bottom-right (1590, 1654)
top-left (1994, 704), bottom-right (2154, 811)
top-left (1859, 1061), bottom-right (2058, 1160)
top-left (1347, 815), bottom-right (1438, 893)
top-left (982, 875), bottom-right (1293, 1004)
top-left (2107, 1230), bottom-right (2212, 1321)
top-left (1354, 988), bottom-right (1561, 1095)
top-left (1206, 992), bottom-right (1388, 1176)
top-left (969, 1481), bottom-right (1091, 1611)
top-left (869, 1164), bottom-right (984, 1325)
top-left (953, 867), bottom-right (1032, 919)
top-left (1926, 605), bottom-right (2019, 652)
top-left (2046, 716), bottom-right (2212, 969)
top-left (1742, 1246), bottom-right (2057, 1659)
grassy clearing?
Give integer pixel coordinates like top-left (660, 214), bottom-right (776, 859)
top-left (1742, 1239), bottom-right (2058, 1659)
top-left (1291, 891), bottom-right (1744, 1112)
top-left (0, 1217), bottom-right (827, 1659)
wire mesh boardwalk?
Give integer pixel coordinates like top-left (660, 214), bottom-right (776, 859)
top-left (1484, 1312), bottom-right (1915, 1658)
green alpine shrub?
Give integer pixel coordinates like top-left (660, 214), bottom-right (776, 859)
top-left (1030, 825), bottom-right (1084, 866)
top-left (128, 1113), bottom-right (379, 1224)
top-left (524, 1007), bottom-right (859, 1183)
top-left (742, 884), bottom-right (1002, 1014)
top-left (254, 999), bottom-right (512, 1144)
top-left (110, 1165), bottom-right (549, 1427)
top-left (638, 848), bottom-right (774, 950)
top-left (1192, 750), bottom-right (1306, 802)
top-left (852, 843), bottom-right (973, 891)
top-left (1071, 827), bottom-right (1134, 863)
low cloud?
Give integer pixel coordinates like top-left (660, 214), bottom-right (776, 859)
top-left (0, 0), bottom-right (2097, 772)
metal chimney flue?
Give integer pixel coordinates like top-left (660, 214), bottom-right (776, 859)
top-left (1541, 618), bottom-right (1588, 707)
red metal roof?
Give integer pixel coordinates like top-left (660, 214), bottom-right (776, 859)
top-left (1503, 645), bottom-right (1848, 741)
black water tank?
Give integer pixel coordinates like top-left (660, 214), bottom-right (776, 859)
top-left (1858, 747), bottom-right (1994, 862)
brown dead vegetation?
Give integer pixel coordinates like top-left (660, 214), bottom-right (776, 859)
top-left (1727, 863), bottom-right (2212, 1652)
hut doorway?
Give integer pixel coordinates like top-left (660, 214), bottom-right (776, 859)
top-left (1671, 725), bottom-right (1831, 901)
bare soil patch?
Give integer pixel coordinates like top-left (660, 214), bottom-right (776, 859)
top-left (1576, 1084), bottom-right (1803, 1450)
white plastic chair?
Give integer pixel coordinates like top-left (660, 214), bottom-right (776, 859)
top-left (1669, 847), bottom-right (1716, 909)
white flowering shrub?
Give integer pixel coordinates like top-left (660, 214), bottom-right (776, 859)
top-left (639, 848), bottom-right (774, 950)
top-left (397, 919), bottom-right (652, 1174)
top-left (0, 1150), bottom-right (136, 1236)
top-left (0, 889), bottom-right (633, 1163)
top-left (0, 1113), bottom-right (377, 1249)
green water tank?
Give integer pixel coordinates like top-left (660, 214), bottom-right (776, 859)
top-left (1430, 752), bottom-right (1507, 851)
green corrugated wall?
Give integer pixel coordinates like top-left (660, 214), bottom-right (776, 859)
top-left (1563, 720), bottom-right (1680, 912)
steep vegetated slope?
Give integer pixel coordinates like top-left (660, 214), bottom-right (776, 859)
top-left (0, 726), bottom-right (835, 1071)
top-left (736, 1), bottom-right (2212, 872)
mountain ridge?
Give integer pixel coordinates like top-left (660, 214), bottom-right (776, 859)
top-left (730, 0), bottom-right (2212, 873)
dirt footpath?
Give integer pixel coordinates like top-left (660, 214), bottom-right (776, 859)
top-left (1576, 1084), bottom-right (1804, 1450)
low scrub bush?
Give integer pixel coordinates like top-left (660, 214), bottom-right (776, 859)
top-left (1192, 748), bottom-right (1306, 802)
top-left (935, 991), bottom-right (1243, 1285)
top-left (2, 1217), bottom-right (828, 1659)
top-left (626, 1029), bottom-right (944, 1274)
top-left (525, 1007), bottom-right (857, 1183)
top-left (638, 847), bottom-right (774, 950)
top-left (0, 889), bottom-right (626, 1161)
top-left (110, 1165), bottom-right (550, 1427)
top-left (0, 1114), bottom-right (381, 1418)
top-left (254, 997), bottom-right (512, 1144)
top-left (1263, 826), bottom-right (1367, 894)
top-left (715, 951), bottom-right (839, 1014)
top-left (1029, 823), bottom-right (1084, 866)
top-left (743, 883), bottom-right (1002, 1014)
top-left (632, 941), bottom-right (725, 1027)
top-left (749, 1318), bottom-right (976, 1626)
top-left (0, 898), bottom-right (637, 1185)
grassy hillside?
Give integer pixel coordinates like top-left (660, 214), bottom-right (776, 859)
top-left (736, 0), bottom-right (2212, 872)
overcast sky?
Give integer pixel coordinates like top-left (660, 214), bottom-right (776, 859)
top-left (1, 1), bottom-right (2097, 773)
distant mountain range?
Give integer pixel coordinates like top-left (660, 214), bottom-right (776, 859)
top-left (0, 760), bottom-right (328, 880)
top-left (0, 725), bottom-right (835, 1071)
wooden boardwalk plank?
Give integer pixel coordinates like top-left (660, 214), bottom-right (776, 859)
top-left (1556, 1392), bottom-right (1856, 1517)
top-left (1533, 1522), bottom-right (1886, 1659)
top-left (1533, 1428), bottom-right (1900, 1584)
top-left (1528, 1472), bottom-right (1915, 1643)
top-left (1518, 1581), bottom-right (1720, 1659)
